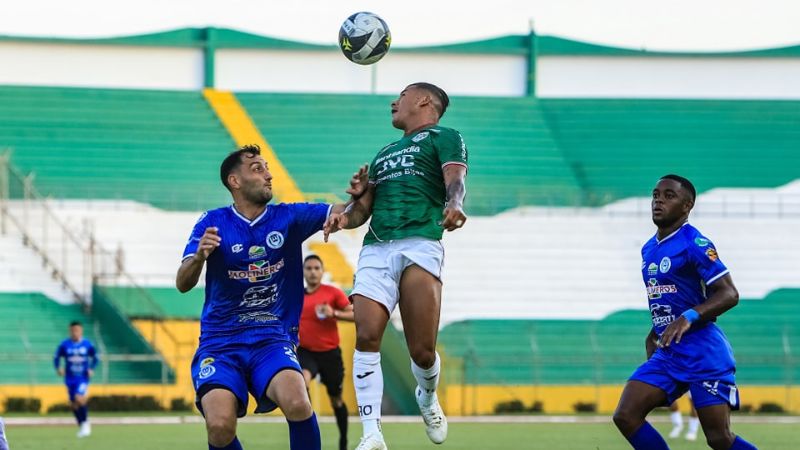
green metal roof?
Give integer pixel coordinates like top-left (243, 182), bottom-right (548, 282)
top-left (1, 27), bottom-right (798, 57)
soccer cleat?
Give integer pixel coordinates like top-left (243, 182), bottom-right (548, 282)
top-left (668, 424), bottom-right (683, 438)
top-left (77, 422), bottom-right (91, 438)
top-left (354, 433), bottom-right (387, 450)
top-left (416, 386), bottom-right (448, 444)
top-left (685, 429), bottom-right (698, 441)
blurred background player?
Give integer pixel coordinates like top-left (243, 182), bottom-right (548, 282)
top-left (298, 254), bottom-right (354, 450)
top-left (668, 394), bottom-right (700, 441)
top-left (613, 175), bottom-right (756, 450)
top-left (53, 321), bottom-right (98, 438)
top-left (0, 417), bottom-right (8, 450)
top-left (176, 145), bottom-right (365, 450)
top-left (324, 82), bottom-right (468, 450)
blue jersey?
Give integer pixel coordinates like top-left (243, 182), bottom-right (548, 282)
top-left (641, 222), bottom-right (735, 375)
top-left (53, 338), bottom-right (98, 381)
top-left (183, 203), bottom-right (331, 343)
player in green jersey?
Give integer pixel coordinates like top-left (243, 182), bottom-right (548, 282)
top-left (324, 82), bottom-right (468, 450)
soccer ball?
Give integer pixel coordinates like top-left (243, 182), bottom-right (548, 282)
top-left (338, 12), bottom-right (391, 65)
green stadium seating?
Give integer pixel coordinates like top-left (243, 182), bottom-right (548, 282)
top-left (100, 286), bottom-right (203, 319)
top-left (0, 293), bottom-right (168, 383)
top-left (540, 99), bottom-right (800, 205)
top-left (0, 85), bottom-right (235, 210)
top-left (439, 290), bottom-right (800, 385)
top-left (237, 93), bottom-right (583, 215)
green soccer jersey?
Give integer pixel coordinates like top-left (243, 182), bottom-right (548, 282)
top-left (364, 125), bottom-right (468, 245)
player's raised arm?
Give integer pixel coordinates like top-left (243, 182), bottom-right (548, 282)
top-left (441, 164), bottom-right (467, 231)
top-left (176, 227), bottom-right (220, 292)
top-left (325, 164), bottom-right (375, 242)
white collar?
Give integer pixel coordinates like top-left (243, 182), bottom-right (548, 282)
top-left (230, 204), bottom-right (268, 227)
top-left (656, 221), bottom-right (689, 245)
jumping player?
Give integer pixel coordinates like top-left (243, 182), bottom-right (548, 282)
top-left (613, 174), bottom-right (757, 450)
top-left (324, 82), bottom-right (468, 450)
top-left (54, 321), bottom-right (98, 438)
top-left (176, 145), bottom-right (365, 450)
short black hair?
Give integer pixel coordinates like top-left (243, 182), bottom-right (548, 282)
top-left (660, 174), bottom-right (696, 202)
top-left (69, 321), bottom-right (82, 327)
top-left (220, 145), bottom-right (261, 191)
top-left (304, 254), bottom-right (323, 266)
top-left (409, 82), bottom-right (449, 118)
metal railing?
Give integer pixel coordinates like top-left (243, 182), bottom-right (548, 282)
top-left (0, 152), bottom-right (190, 373)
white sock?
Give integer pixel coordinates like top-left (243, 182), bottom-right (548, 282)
top-left (670, 411), bottom-right (683, 427)
top-left (354, 350), bottom-right (383, 436)
top-left (411, 352), bottom-right (441, 406)
top-left (687, 417), bottom-right (700, 433)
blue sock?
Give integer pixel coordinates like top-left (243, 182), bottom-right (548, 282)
top-left (287, 413), bottom-right (321, 450)
top-left (74, 406), bottom-right (87, 424)
top-left (209, 436), bottom-right (243, 450)
top-left (730, 436), bottom-right (758, 450)
top-left (79, 405), bottom-right (89, 423)
top-left (627, 421), bottom-right (669, 450)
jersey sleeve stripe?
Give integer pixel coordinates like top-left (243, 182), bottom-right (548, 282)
top-left (181, 254), bottom-right (195, 262)
top-left (441, 161), bottom-right (468, 170)
top-left (325, 204), bottom-right (333, 219)
top-left (706, 269), bottom-right (730, 285)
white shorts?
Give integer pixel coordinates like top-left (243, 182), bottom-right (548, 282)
top-left (351, 237), bottom-right (444, 313)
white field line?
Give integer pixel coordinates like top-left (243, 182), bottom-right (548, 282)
top-left (4, 415), bottom-right (800, 426)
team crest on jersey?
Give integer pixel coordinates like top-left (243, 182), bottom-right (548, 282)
top-left (249, 246), bottom-right (266, 259)
top-left (198, 364), bottom-right (216, 379)
top-left (266, 231), bottom-right (284, 249)
top-left (411, 131), bottom-right (429, 143)
top-left (647, 262), bottom-right (658, 276)
top-left (659, 257), bottom-right (671, 273)
top-left (200, 357), bottom-right (214, 367)
top-left (706, 248), bottom-right (719, 262)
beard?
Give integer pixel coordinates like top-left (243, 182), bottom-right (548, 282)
top-left (244, 186), bottom-right (272, 205)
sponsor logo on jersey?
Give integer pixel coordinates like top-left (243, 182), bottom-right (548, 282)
top-left (266, 231), bottom-right (284, 249)
top-left (237, 311), bottom-right (279, 323)
top-left (647, 262), bottom-right (658, 276)
top-left (647, 278), bottom-right (677, 299)
top-left (228, 258), bottom-right (285, 282)
top-left (706, 248), bottom-right (719, 262)
top-left (248, 246), bottom-right (266, 259)
top-left (659, 257), bottom-right (671, 273)
top-left (200, 357), bottom-right (214, 367)
top-left (411, 131), bottom-right (429, 143)
top-left (239, 285), bottom-right (278, 308)
top-left (375, 146), bottom-right (419, 176)
top-left (695, 237), bottom-right (710, 247)
top-left (231, 244), bottom-right (243, 253)
top-left (650, 302), bottom-right (676, 327)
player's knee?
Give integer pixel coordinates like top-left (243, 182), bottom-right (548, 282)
top-left (410, 348), bottom-right (436, 369)
top-left (612, 409), bottom-right (639, 435)
top-left (282, 396), bottom-right (313, 421)
top-left (205, 415), bottom-right (236, 445)
top-left (704, 429), bottom-right (734, 449)
top-left (355, 329), bottom-right (382, 352)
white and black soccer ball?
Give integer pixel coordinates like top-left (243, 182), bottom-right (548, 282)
top-left (338, 12), bottom-right (391, 65)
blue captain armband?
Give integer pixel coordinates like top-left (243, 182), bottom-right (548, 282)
top-left (681, 309), bottom-right (700, 323)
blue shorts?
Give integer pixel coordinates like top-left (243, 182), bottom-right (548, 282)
top-left (191, 337), bottom-right (301, 417)
top-left (630, 354), bottom-right (740, 410)
top-left (65, 378), bottom-right (89, 402)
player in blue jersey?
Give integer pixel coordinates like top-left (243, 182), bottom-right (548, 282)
top-left (176, 145), bottom-right (366, 450)
top-left (613, 175), bottom-right (757, 450)
top-left (53, 321), bottom-right (98, 438)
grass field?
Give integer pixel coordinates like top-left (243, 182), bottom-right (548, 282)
top-left (4, 419), bottom-right (796, 449)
